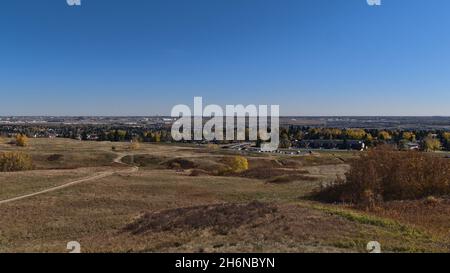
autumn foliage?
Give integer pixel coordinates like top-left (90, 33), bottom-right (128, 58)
top-left (229, 156), bottom-right (249, 173)
top-left (129, 140), bottom-right (140, 150)
top-left (0, 152), bottom-right (34, 172)
top-left (314, 146), bottom-right (450, 207)
top-left (218, 156), bottom-right (249, 175)
top-left (15, 134), bottom-right (29, 147)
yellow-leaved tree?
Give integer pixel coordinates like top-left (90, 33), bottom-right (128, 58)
top-left (0, 152), bottom-right (33, 172)
top-left (378, 131), bottom-right (392, 141)
top-left (423, 136), bottom-right (442, 151)
top-left (229, 156), bottom-right (249, 173)
top-left (402, 132), bottom-right (416, 142)
top-left (15, 134), bottom-right (28, 147)
top-left (129, 139), bottom-right (141, 150)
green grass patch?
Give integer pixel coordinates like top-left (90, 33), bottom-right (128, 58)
top-left (304, 203), bottom-right (428, 240)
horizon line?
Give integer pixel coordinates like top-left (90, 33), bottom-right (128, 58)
top-left (1, 115), bottom-right (450, 118)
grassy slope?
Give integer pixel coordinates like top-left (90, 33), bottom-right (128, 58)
top-left (0, 169), bottom-right (100, 200)
top-left (0, 139), bottom-right (448, 252)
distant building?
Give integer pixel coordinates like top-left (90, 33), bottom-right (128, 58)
top-left (296, 139), bottom-right (365, 151)
top-left (405, 142), bottom-right (420, 150)
top-left (87, 134), bottom-right (99, 141)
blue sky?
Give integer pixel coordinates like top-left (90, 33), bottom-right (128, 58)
top-left (0, 0), bottom-right (449, 116)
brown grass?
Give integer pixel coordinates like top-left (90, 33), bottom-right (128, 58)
top-left (235, 167), bottom-right (309, 179)
top-left (123, 201), bottom-right (277, 235)
top-left (0, 168), bottom-right (106, 200)
top-left (122, 154), bottom-right (166, 169)
top-left (372, 197), bottom-right (450, 239)
top-left (189, 169), bottom-right (210, 176)
top-left (1, 139), bottom-right (448, 253)
top-left (47, 154), bottom-right (64, 162)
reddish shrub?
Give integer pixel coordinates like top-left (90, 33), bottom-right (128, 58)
top-left (314, 145), bottom-right (450, 206)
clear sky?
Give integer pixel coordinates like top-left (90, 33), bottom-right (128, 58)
top-left (1, 0), bottom-right (449, 116)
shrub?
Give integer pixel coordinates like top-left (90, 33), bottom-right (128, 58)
top-left (216, 165), bottom-right (232, 176)
top-left (206, 144), bottom-right (219, 150)
top-left (226, 156), bottom-right (249, 173)
top-left (15, 134), bottom-right (28, 147)
top-left (217, 156), bottom-right (250, 175)
top-left (313, 145), bottom-right (450, 206)
top-left (129, 141), bottom-right (140, 150)
top-left (0, 152), bottom-right (33, 172)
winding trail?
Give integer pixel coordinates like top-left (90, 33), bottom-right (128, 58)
top-left (0, 153), bottom-right (138, 205)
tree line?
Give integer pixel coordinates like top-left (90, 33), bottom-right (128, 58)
top-left (1, 124), bottom-right (450, 151)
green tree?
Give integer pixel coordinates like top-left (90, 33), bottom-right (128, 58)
top-left (442, 132), bottom-right (450, 151)
top-left (81, 131), bottom-right (88, 141)
top-left (279, 132), bottom-right (291, 149)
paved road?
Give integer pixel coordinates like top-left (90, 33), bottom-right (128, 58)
top-left (0, 153), bottom-right (138, 205)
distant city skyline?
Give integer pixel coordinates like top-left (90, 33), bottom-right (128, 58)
top-left (1, 0), bottom-right (450, 116)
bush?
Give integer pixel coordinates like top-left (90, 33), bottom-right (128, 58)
top-left (217, 156), bottom-right (250, 175)
top-left (225, 156), bottom-right (249, 173)
top-left (0, 152), bottom-right (33, 172)
top-left (313, 145), bottom-right (450, 206)
top-left (206, 144), bottom-right (219, 150)
top-left (15, 134), bottom-right (28, 147)
top-left (129, 141), bottom-right (140, 150)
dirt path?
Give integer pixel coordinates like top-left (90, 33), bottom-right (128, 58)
top-left (0, 153), bottom-right (137, 205)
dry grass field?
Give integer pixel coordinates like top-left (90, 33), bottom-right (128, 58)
top-left (0, 138), bottom-right (448, 253)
